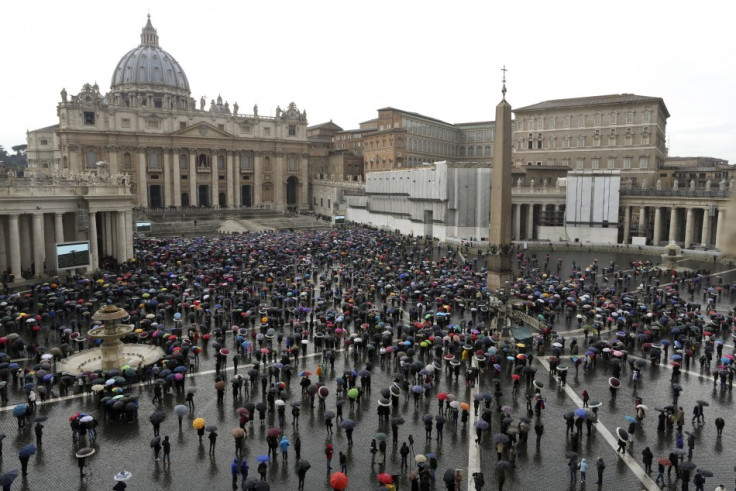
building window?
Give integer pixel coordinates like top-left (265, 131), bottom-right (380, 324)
top-left (484, 146), bottom-right (492, 156)
top-left (536, 139), bottom-right (542, 149)
top-left (537, 118), bottom-right (544, 130)
top-left (594, 113), bottom-right (601, 126)
top-left (643, 111), bottom-right (651, 124)
top-left (149, 152), bottom-right (160, 169)
top-left (84, 112), bottom-right (96, 125)
top-left (562, 137), bottom-right (570, 148)
top-left (642, 134), bottom-right (650, 145)
top-left (86, 150), bottom-right (97, 167)
top-left (241, 155), bottom-right (251, 171)
top-left (624, 157), bottom-right (632, 169)
top-left (40, 139), bottom-right (48, 145)
top-left (288, 156), bottom-right (297, 172)
top-left (639, 157), bottom-right (649, 169)
top-left (610, 113), bottom-right (617, 126)
top-left (626, 112), bottom-right (634, 124)
top-left (592, 136), bottom-right (600, 147)
top-left (592, 158), bottom-right (600, 169)
top-left (548, 118), bottom-right (555, 130)
top-left (564, 116), bottom-right (571, 128)
top-left (179, 122), bottom-right (186, 129)
top-left (608, 135), bottom-right (616, 146)
top-left (218, 124), bottom-right (225, 131)
top-left (123, 152), bottom-right (132, 170)
top-left (264, 156), bottom-right (271, 172)
top-left (562, 158), bottom-right (570, 168)
top-left (288, 125), bottom-right (296, 136)
top-left (179, 155), bottom-right (188, 171)
top-left (625, 135), bottom-right (633, 146)
top-left (607, 157), bottom-right (616, 169)
top-left (264, 127), bottom-right (270, 136)
top-left (578, 115), bottom-right (586, 128)
top-left (121, 118), bottom-right (131, 128)
top-left (576, 158), bottom-right (584, 169)
top-left (577, 136), bottom-right (585, 148)
top-left (146, 119), bottom-right (159, 129)
top-left (549, 137), bottom-right (556, 149)
top-left (217, 156), bottom-right (225, 170)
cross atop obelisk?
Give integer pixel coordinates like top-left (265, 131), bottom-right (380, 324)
top-left (501, 65), bottom-right (507, 99)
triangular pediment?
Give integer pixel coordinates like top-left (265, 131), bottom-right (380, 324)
top-left (171, 122), bottom-right (232, 138)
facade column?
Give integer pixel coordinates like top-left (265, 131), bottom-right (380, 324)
top-left (525, 204), bottom-right (534, 240)
top-left (162, 149), bottom-right (172, 207)
top-left (715, 208), bottom-right (726, 250)
top-left (54, 212), bottom-right (65, 244)
top-left (210, 151), bottom-right (219, 207)
top-left (8, 213), bottom-right (21, 278)
top-left (622, 206), bottom-right (631, 244)
top-left (226, 151), bottom-right (235, 208)
top-left (652, 207), bottom-right (662, 246)
top-left (701, 208), bottom-right (711, 248)
top-left (116, 211), bottom-right (126, 263)
top-left (104, 213), bottom-right (113, 259)
top-left (637, 206), bottom-right (647, 236)
top-left (684, 207), bottom-right (694, 248)
top-left (32, 213), bottom-right (45, 277)
top-left (136, 148), bottom-right (148, 207)
top-left (253, 152), bottom-right (262, 205)
top-left (189, 151), bottom-right (198, 206)
top-left (274, 153), bottom-right (285, 209)
top-left (89, 211), bottom-right (98, 271)
top-left (513, 204), bottom-right (521, 240)
top-left (668, 207), bottom-right (678, 243)
top-left (233, 153), bottom-right (242, 207)
top-left (172, 149), bottom-right (181, 207)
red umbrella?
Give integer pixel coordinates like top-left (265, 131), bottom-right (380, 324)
top-left (267, 427), bottom-right (282, 438)
top-left (511, 374), bottom-right (521, 381)
top-left (377, 472), bottom-right (393, 484)
top-left (330, 471), bottom-right (348, 490)
top-left (437, 392), bottom-right (448, 401)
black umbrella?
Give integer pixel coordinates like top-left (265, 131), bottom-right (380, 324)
top-left (680, 462), bottom-right (697, 472)
top-left (391, 417), bottom-right (405, 426)
top-left (672, 448), bottom-right (687, 456)
top-left (18, 444), bottom-right (36, 458)
top-left (33, 416), bottom-right (48, 423)
top-left (492, 433), bottom-right (509, 444)
top-left (695, 400), bottom-right (710, 407)
top-left (244, 478), bottom-right (270, 490)
top-left (615, 427), bottom-right (628, 441)
top-left (0, 469), bottom-right (20, 487)
top-left (150, 436), bottom-right (161, 447)
top-left (297, 460), bottom-right (311, 471)
top-left (496, 460), bottom-right (512, 470)
top-left (205, 425), bottom-right (218, 432)
top-left (340, 419), bottom-right (356, 430)
top-left (324, 411), bottom-right (335, 420)
top-left (422, 414), bottom-right (433, 423)
top-left (435, 415), bottom-right (447, 424)
top-left (443, 468), bottom-right (456, 484)
top-left (474, 421), bottom-right (489, 430)
top-left (563, 411), bottom-right (575, 420)
top-left (565, 451), bottom-right (578, 459)
top-left (149, 411), bottom-right (166, 424)
top-left (697, 469), bottom-right (714, 478)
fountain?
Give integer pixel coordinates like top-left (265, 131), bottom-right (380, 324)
top-left (661, 240), bottom-right (690, 272)
top-left (58, 305), bottom-right (164, 374)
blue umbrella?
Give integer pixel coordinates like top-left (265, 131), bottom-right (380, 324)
top-left (624, 415), bottom-right (637, 423)
top-left (12, 404), bottom-right (28, 417)
top-left (22, 382), bottom-right (35, 391)
top-left (670, 354), bottom-right (682, 361)
top-left (474, 420), bottom-right (490, 430)
top-left (0, 469), bottom-right (19, 487)
top-left (412, 385), bottom-right (423, 394)
top-left (574, 408), bottom-right (588, 419)
top-left (18, 444), bottom-right (37, 458)
top-left (256, 455), bottom-right (270, 463)
top-left (340, 419), bottom-right (356, 430)
top-left (174, 366), bottom-right (187, 373)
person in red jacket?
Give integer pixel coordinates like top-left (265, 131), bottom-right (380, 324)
top-left (325, 442), bottom-right (333, 470)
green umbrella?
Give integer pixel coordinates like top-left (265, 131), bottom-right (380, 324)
top-left (374, 432), bottom-right (387, 441)
top-left (347, 388), bottom-right (359, 400)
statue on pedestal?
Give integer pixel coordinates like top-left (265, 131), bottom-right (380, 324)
top-left (689, 179), bottom-right (695, 191)
top-left (656, 179), bottom-right (662, 190)
top-left (673, 179), bottom-right (679, 191)
top-left (705, 178), bottom-right (712, 191)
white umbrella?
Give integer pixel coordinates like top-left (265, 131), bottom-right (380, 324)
top-left (114, 470), bottom-right (133, 481)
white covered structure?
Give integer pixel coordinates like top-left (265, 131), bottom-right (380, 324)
top-left (345, 161), bottom-right (491, 241)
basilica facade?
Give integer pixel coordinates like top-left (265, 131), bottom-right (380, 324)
top-left (26, 16), bottom-right (310, 211)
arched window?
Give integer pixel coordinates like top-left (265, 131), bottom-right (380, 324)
top-left (467, 147), bottom-right (474, 157)
top-left (86, 150), bottom-right (97, 167)
top-left (240, 154), bottom-right (251, 171)
top-left (288, 156), bottom-right (297, 172)
top-left (149, 152), bottom-right (160, 169)
top-left (179, 155), bottom-right (188, 171)
top-left (264, 157), bottom-right (271, 172)
top-left (217, 155), bottom-right (225, 170)
top-left (123, 152), bottom-right (133, 170)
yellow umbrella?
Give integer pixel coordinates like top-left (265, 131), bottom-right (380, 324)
top-left (193, 417), bottom-right (205, 430)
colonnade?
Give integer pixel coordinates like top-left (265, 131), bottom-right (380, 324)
top-left (620, 204), bottom-right (726, 249)
top-left (511, 203), bottom-right (565, 241)
top-left (0, 209), bottom-right (133, 278)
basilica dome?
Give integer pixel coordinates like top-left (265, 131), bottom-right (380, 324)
top-left (110, 15), bottom-right (190, 96)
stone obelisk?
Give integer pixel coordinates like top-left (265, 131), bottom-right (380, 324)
top-left (487, 71), bottom-right (513, 291)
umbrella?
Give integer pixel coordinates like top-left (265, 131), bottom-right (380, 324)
top-left (500, 405), bottom-right (513, 414)
top-left (114, 470), bottom-right (133, 481)
top-left (533, 380), bottom-right (544, 389)
top-left (415, 454), bottom-right (427, 463)
top-left (496, 460), bottom-right (513, 470)
top-left (267, 427), bottom-right (282, 438)
top-left (624, 415), bottom-right (637, 424)
top-left (205, 425), bottom-right (218, 433)
top-left (231, 428), bottom-right (245, 438)
top-left (588, 400), bottom-right (602, 408)
top-left (192, 418), bottom-right (205, 430)
top-left (33, 415), bottom-right (48, 423)
top-left (563, 411), bottom-right (574, 420)
top-left (609, 377), bottom-right (621, 388)
top-left (492, 433), bottom-right (509, 444)
top-left (422, 414), bottom-right (433, 423)
top-left (340, 419), bottom-right (356, 430)
top-left (76, 446), bottom-right (95, 458)
top-left (565, 451), bottom-right (578, 459)
top-left (377, 472), bottom-right (393, 484)
top-left (256, 455), bottom-right (270, 463)
top-left (374, 432), bottom-right (387, 441)
top-left (19, 444), bottom-right (37, 458)
top-left (173, 405), bottom-right (189, 417)
top-left (695, 400), bottom-right (710, 407)
top-left (150, 411), bottom-right (166, 424)
top-left (615, 427), bottom-right (628, 441)
top-left (244, 479), bottom-right (270, 491)
top-left (330, 471), bottom-right (348, 490)
top-left (12, 404), bottom-right (28, 417)
top-left (474, 420), bottom-right (489, 430)
top-left (697, 469), bottom-right (714, 477)
top-left (391, 417), bottom-right (405, 426)
top-left (680, 462), bottom-right (697, 472)
top-left (443, 468), bottom-right (456, 484)
top-left (297, 460), bottom-right (311, 471)
top-left (657, 458), bottom-right (672, 466)
top-left (574, 408), bottom-right (588, 419)
top-left (324, 410), bottom-right (335, 420)
top-left (0, 469), bottom-right (20, 487)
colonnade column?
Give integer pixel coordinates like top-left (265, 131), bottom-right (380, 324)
top-left (32, 213), bottom-right (45, 277)
top-left (701, 208), bottom-right (711, 248)
top-left (226, 151), bottom-right (235, 208)
top-left (668, 207), bottom-right (678, 243)
top-left (189, 151), bottom-right (198, 206)
top-left (525, 205), bottom-right (534, 240)
top-left (652, 207), bottom-right (662, 246)
top-left (513, 204), bottom-right (521, 241)
top-left (172, 149), bottom-right (181, 207)
top-left (54, 213), bottom-right (64, 244)
top-left (684, 208), bottom-right (694, 248)
top-left (137, 148), bottom-right (148, 207)
top-left (715, 208), bottom-right (726, 250)
top-left (253, 153), bottom-right (262, 205)
top-left (116, 211), bottom-right (126, 263)
top-left (8, 213), bottom-right (21, 278)
top-left (622, 206), bottom-right (631, 244)
top-left (125, 210), bottom-right (134, 262)
top-left (637, 206), bottom-right (647, 236)
top-left (210, 151), bottom-right (218, 207)
top-left (89, 211), bottom-right (98, 271)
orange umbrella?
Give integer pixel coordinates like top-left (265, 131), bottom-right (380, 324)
top-left (330, 471), bottom-right (348, 490)
top-left (192, 417), bottom-right (205, 430)
top-left (460, 402), bottom-right (470, 411)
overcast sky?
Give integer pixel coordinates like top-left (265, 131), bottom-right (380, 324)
top-left (4, 0), bottom-right (735, 163)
